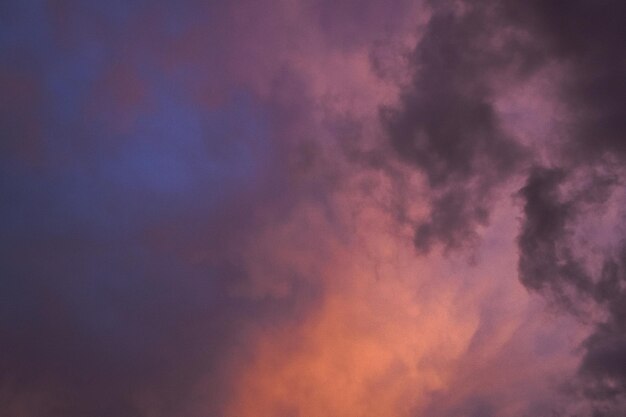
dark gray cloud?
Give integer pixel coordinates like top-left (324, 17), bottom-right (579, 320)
top-left (382, 0), bottom-right (528, 253)
top-left (517, 166), bottom-right (616, 311)
top-left (383, 0), bottom-right (626, 413)
top-left (507, 1), bottom-right (626, 413)
top-left (502, 0), bottom-right (626, 162)
top-left (516, 164), bottom-right (626, 411)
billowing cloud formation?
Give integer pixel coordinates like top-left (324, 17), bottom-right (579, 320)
top-left (511, 2), bottom-right (626, 414)
top-left (383, 0), bottom-right (626, 415)
top-left (2, 1), bottom-right (626, 417)
top-left (383, 0), bottom-right (529, 253)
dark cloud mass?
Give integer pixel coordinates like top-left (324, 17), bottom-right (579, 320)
top-left (517, 166), bottom-right (617, 308)
top-left (383, 0), bottom-right (528, 253)
top-left (511, 1), bottom-right (626, 413)
top-left (503, 0), bottom-right (626, 161)
top-left (384, 0), bottom-right (626, 414)
top-left (516, 165), bottom-right (626, 414)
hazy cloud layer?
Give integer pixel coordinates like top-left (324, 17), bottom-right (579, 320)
top-left (2, 1), bottom-right (626, 416)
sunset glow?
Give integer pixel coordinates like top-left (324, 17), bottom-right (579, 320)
top-left (2, 1), bottom-right (626, 416)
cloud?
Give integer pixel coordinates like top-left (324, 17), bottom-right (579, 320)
top-left (505, 2), bottom-right (626, 413)
top-left (381, 0), bottom-right (626, 414)
top-left (0, 1), bottom-right (419, 415)
top-left (4, 0), bottom-right (625, 416)
top-left (382, 0), bottom-right (529, 253)
top-left (503, 1), bottom-right (626, 162)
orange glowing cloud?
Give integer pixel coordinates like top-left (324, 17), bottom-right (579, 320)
top-left (221, 174), bottom-right (582, 417)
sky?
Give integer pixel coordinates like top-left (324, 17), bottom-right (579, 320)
top-left (2, 1), bottom-right (626, 416)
